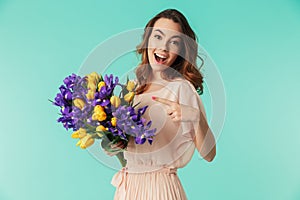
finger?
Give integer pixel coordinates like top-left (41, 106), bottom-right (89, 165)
top-left (169, 113), bottom-right (176, 119)
top-left (118, 142), bottom-right (126, 149)
top-left (169, 112), bottom-right (181, 122)
top-left (117, 143), bottom-right (126, 149)
top-left (111, 141), bottom-right (123, 148)
top-left (111, 144), bottom-right (122, 149)
top-left (166, 108), bottom-right (174, 115)
top-left (169, 111), bottom-right (178, 117)
top-left (173, 116), bottom-right (180, 122)
top-left (110, 144), bottom-right (117, 148)
top-left (104, 150), bottom-right (116, 156)
top-left (152, 96), bottom-right (175, 106)
top-left (169, 114), bottom-right (179, 122)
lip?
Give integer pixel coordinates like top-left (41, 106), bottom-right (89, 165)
top-left (153, 52), bottom-right (168, 65)
top-left (155, 52), bottom-right (168, 58)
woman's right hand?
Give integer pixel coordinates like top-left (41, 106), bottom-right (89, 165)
top-left (103, 140), bottom-right (127, 156)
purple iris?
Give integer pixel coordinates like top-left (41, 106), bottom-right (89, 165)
top-left (57, 106), bottom-right (74, 130)
top-left (52, 74), bottom-right (89, 131)
top-left (131, 106), bottom-right (148, 125)
top-left (63, 73), bottom-right (78, 89)
top-left (104, 74), bottom-right (119, 96)
top-left (112, 105), bottom-right (156, 144)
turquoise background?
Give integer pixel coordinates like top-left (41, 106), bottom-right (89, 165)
top-left (1, 0), bottom-right (300, 199)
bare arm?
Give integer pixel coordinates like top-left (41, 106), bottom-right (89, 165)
top-left (192, 108), bottom-right (216, 162)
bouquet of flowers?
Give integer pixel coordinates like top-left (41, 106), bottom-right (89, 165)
top-left (49, 72), bottom-right (156, 167)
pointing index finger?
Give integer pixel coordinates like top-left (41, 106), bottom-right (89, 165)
top-left (152, 96), bottom-right (175, 106)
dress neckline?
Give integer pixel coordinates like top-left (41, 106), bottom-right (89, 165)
top-left (135, 78), bottom-right (184, 96)
top-left (137, 86), bottom-right (165, 95)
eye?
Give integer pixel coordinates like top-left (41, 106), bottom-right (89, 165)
top-left (154, 34), bottom-right (162, 40)
top-left (170, 40), bottom-right (180, 46)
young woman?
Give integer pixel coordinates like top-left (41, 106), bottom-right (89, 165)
top-left (107, 9), bottom-right (216, 200)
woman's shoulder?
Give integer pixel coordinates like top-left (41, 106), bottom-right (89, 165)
top-left (170, 78), bottom-right (195, 90)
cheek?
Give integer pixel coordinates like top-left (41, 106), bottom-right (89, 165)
top-left (170, 45), bottom-right (181, 55)
top-left (168, 52), bottom-right (178, 64)
top-left (148, 38), bottom-right (158, 49)
top-left (147, 48), bottom-right (153, 61)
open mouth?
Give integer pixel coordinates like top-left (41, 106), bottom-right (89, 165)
top-left (154, 53), bottom-right (167, 64)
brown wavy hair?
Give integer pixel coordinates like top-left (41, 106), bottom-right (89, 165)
top-left (135, 9), bottom-right (204, 95)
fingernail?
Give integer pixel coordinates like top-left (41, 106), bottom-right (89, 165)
top-left (152, 96), bottom-right (156, 100)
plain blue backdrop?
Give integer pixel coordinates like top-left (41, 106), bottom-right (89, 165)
top-left (0, 0), bottom-right (300, 200)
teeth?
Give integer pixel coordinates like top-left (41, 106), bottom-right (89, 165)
top-left (155, 53), bottom-right (167, 59)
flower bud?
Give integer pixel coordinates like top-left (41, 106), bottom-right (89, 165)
top-left (86, 90), bottom-right (95, 100)
top-left (94, 105), bottom-right (104, 113)
top-left (111, 117), bottom-right (117, 126)
top-left (97, 81), bottom-right (106, 91)
top-left (79, 134), bottom-right (95, 149)
top-left (126, 81), bottom-right (135, 92)
top-left (110, 96), bottom-right (121, 108)
top-left (96, 125), bottom-right (107, 131)
top-left (71, 128), bottom-right (87, 139)
top-left (73, 98), bottom-right (85, 110)
top-left (89, 72), bottom-right (100, 82)
top-left (96, 125), bottom-right (106, 137)
top-left (87, 81), bottom-right (97, 92)
top-left (124, 91), bottom-right (134, 102)
top-left (92, 111), bottom-right (107, 121)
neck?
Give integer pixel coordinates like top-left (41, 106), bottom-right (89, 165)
top-left (149, 70), bottom-right (165, 83)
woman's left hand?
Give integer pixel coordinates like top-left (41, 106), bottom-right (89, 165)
top-left (152, 96), bottom-right (199, 122)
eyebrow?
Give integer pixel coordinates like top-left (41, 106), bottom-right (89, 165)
top-left (154, 29), bottom-right (182, 39)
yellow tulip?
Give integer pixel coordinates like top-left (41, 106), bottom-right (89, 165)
top-left (73, 98), bottom-right (85, 110)
top-left (89, 72), bottom-right (100, 83)
top-left (96, 132), bottom-right (103, 138)
top-left (92, 111), bottom-right (107, 121)
top-left (126, 81), bottom-right (135, 92)
top-left (87, 72), bottom-right (100, 82)
top-left (87, 82), bottom-right (97, 92)
top-left (94, 105), bottom-right (104, 113)
top-left (97, 81), bottom-right (106, 91)
top-left (110, 96), bottom-right (121, 108)
top-left (86, 90), bottom-right (95, 100)
top-left (87, 75), bottom-right (94, 82)
top-left (92, 113), bottom-right (99, 121)
top-left (79, 134), bottom-right (95, 149)
top-left (76, 139), bottom-right (82, 147)
top-left (96, 125), bottom-right (107, 131)
top-left (124, 91), bottom-right (134, 102)
top-left (71, 128), bottom-right (87, 139)
top-left (98, 111), bottom-right (107, 121)
top-left (96, 125), bottom-right (107, 137)
top-left (86, 76), bottom-right (94, 85)
top-left (111, 117), bottom-right (117, 126)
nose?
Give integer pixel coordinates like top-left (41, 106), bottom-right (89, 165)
top-left (158, 39), bottom-right (169, 52)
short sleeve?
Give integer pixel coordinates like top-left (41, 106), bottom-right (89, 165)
top-left (178, 80), bottom-right (207, 139)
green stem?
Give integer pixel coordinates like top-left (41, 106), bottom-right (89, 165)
top-left (116, 152), bottom-right (127, 167)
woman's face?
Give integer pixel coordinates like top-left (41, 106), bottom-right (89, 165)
top-left (147, 18), bottom-right (182, 72)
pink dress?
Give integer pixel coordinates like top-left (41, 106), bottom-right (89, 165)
top-left (111, 79), bottom-right (206, 200)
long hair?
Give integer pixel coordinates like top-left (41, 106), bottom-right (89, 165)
top-left (135, 9), bottom-right (204, 95)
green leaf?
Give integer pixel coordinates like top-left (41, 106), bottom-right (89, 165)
top-left (48, 99), bottom-right (54, 103)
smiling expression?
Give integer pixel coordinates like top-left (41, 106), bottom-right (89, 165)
top-left (147, 18), bottom-right (183, 72)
